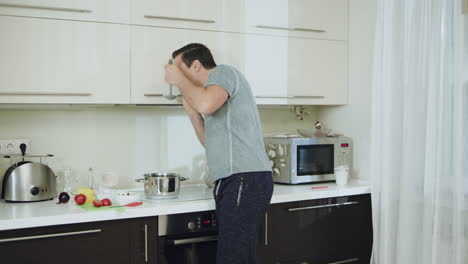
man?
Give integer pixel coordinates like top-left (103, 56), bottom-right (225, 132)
top-left (164, 43), bottom-right (273, 264)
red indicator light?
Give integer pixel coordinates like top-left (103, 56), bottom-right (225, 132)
top-left (203, 220), bottom-right (211, 224)
top-left (341, 143), bottom-right (349, 147)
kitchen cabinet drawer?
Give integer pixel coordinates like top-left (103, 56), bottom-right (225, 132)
top-left (0, 217), bottom-right (158, 264)
top-left (265, 194), bottom-right (373, 264)
top-left (131, 26), bottom-right (239, 104)
top-left (0, 219), bottom-right (132, 264)
top-left (132, 0), bottom-right (222, 31)
top-left (236, 0), bottom-right (348, 41)
top-left (0, 16), bottom-right (130, 104)
top-left (0, 0), bottom-right (130, 24)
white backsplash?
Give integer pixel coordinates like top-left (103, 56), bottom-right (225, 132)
top-left (0, 105), bottom-right (317, 191)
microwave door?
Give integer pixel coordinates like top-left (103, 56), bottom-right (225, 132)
top-left (297, 144), bottom-right (334, 176)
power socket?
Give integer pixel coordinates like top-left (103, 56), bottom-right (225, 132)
top-left (0, 139), bottom-right (31, 155)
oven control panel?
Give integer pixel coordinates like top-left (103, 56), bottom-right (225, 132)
top-left (158, 210), bottom-right (217, 236)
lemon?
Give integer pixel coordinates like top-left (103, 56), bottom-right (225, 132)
top-left (76, 188), bottom-right (96, 204)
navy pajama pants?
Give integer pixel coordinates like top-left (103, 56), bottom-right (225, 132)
top-left (213, 171), bottom-right (274, 264)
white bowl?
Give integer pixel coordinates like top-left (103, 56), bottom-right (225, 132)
top-left (114, 192), bottom-right (140, 205)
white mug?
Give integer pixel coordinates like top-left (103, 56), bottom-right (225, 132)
top-left (335, 166), bottom-right (349, 186)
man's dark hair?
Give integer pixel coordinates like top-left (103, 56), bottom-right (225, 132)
top-left (172, 43), bottom-right (217, 70)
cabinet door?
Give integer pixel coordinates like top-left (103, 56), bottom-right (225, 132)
top-left (267, 195), bottom-right (373, 264)
top-left (287, 38), bottom-right (348, 105)
top-left (132, 0), bottom-right (222, 31)
top-left (131, 26), bottom-right (234, 104)
top-left (130, 217), bottom-right (158, 264)
top-left (0, 220), bottom-right (132, 264)
top-left (241, 0), bottom-right (348, 40)
top-left (268, 198), bottom-right (336, 263)
top-left (0, 16), bottom-right (130, 104)
top-left (0, 0), bottom-right (130, 23)
top-left (331, 194), bottom-right (373, 264)
top-left (230, 34), bottom-right (346, 105)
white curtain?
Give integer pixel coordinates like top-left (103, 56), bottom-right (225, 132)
top-left (370, 0), bottom-right (467, 263)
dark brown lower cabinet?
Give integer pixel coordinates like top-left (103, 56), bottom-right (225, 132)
top-left (257, 194), bottom-right (373, 264)
top-left (0, 216), bottom-right (158, 264)
top-left (0, 195), bottom-right (371, 264)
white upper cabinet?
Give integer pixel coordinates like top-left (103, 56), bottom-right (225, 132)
top-left (0, 0), bottom-right (130, 23)
top-left (287, 38), bottom-right (348, 105)
top-left (225, 0), bottom-right (348, 40)
top-left (230, 34), bottom-right (347, 105)
top-left (131, 27), bottom-right (232, 104)
top-left (0, 16), bottom-right (130, 104)
top-left (132, 0), bottom-right (222, 31)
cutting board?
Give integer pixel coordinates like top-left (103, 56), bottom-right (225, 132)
top-left (76, 204), bottom-right (125, 212)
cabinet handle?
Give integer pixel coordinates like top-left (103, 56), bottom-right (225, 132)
top-left (144, 93), bottom-right (181, 98)
top-left (0, 3), bottom-right (92, 13)
top-left (256, 25), bottom-right (293, 30)
top-left (288, 201), bottom-right (359, 212)
top-left (144, 93), bottom-right (164, 97)
top-left (293, 27), bottom-right (326, 33)
top-left (0, 229), bottom-right (102, 243)
top-left (144, 224), bottom-right (148, 263)
top-left (256, 95), bottom-right (325, 99)
top-left (167, 235), bottom-right (218, 245)
top-left (0, 92), bottom-right (92, 96)
top-left (256, 25), bottom-right (326, 33)
top-left (144, 15), bottom-right (215, 24)
top-left (264, 212), bottom-right (268, 246)
top-left (328, 258), bottom-right (359, 264)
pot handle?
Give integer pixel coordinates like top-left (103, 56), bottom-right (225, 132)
top-left (135, 178), bottom-right (147, 183)
top-left (180, 177), bottom-right (188, 181)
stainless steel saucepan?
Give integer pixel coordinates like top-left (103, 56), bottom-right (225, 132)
top-left (135, 173), bottom-right (187, 199)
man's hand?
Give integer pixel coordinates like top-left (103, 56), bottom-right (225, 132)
top-left (164, 63), bottom-right (185, 86)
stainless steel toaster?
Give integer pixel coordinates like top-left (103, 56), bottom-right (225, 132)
top-left (1, 156), bottom-right (57, 202)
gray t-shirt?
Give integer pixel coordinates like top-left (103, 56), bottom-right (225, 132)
top-left (203, 64), bottom-right (271, 183)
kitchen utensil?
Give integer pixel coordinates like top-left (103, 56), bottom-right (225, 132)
top-left (1, 150), bottom-right (57, 202)
top-left (164, 59), bottom-right (177, 100)
top-left (135, 173), bottom-right (187, 199)
top-left (110, 201), bottom-right (143, 208)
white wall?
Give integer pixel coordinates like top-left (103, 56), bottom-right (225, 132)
top-left (317, 0), bottom-right (377, 182)
top-left (0, 105), bottom-right (318, 191)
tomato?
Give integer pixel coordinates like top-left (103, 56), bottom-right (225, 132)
top-left (92, 200), bottom-right (103, 207)
top-left (101, 198), bottom-right (112, 206)
top-left (74, 194), bottom-right (86, 205)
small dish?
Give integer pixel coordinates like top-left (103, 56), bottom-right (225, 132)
top-left (114, 192), bottom-right (140, 205)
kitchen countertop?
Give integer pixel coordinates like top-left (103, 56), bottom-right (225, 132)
top-left (0, 180), bottom-right (371, 231)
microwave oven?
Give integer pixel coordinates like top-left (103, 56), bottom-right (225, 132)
top-left (264, 136), bottom-right (352, 184)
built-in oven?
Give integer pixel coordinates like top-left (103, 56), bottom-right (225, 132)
top-left (158, 210), bottom-right (218, 264)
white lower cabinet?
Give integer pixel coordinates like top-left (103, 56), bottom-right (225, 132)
top-left (0, 16), bottom-right (130, 104)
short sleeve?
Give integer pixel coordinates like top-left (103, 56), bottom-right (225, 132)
top-left (204, 65), bottom-right (238, 97)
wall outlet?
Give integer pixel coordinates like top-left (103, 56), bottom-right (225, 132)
top-left (0, 139), bottom-right (31, 155)
top-left (0, 141), bottom-right (6, 155)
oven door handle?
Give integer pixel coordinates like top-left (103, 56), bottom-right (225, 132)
top-left (167, 235), bottom-right (218, 245)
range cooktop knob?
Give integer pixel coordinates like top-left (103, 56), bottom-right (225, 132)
top-left (188, 222), bottom-right (196, 230)
top-left (31, 187), bottom-right (40, 196)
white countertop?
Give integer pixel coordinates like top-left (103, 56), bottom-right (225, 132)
top-left (0, 181), bottom-right (370, 231)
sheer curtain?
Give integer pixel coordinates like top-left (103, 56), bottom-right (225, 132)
top-left (370, 0), bottom-right (467, 263)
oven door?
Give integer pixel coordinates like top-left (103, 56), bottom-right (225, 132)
top-left (158, 231), bottom-right (218, 264)
top-left (292, 143), bottom-right (336, 183)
